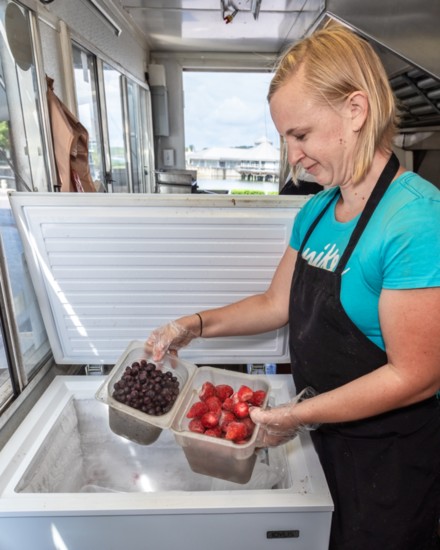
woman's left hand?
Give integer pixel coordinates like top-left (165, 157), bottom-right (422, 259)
top-left (249, 387), bottom-right (319, 447)
top-left (250, 403), bottom-right (303, 447)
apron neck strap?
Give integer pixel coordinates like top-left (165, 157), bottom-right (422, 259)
top-left (335, 152), bottom-right (400, 274)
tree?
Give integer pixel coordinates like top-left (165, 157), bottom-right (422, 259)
top-left (0, 121), bottom-right (10, 150)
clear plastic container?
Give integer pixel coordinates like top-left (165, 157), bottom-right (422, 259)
top-left (171, 366), bottom-right (270, 484)
top-left (95, 341), bottom-right (197, 445)
top-left (96, 341), bottom-right (271, 483)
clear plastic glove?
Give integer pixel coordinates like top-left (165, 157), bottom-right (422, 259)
top-left (249, 387), bottom-right (319, 448)
top-left (145, 321), bottom-right (198, 362)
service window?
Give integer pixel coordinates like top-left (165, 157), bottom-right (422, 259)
top-left (0, 0), bottom-right (51, 413)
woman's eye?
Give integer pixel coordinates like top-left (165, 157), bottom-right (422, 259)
top-left (295, 134), bottom-right (305, 141)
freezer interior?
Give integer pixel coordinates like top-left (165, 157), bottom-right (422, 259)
top-left (2, 375), bottom-right (325, 496)
top-left (0, 375), bottom-right (332, 550)
top-left (15, 391), bottom-right (289, 494)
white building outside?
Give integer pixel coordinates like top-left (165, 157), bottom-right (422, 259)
top-left (186, 137), bottom-right (280, 182)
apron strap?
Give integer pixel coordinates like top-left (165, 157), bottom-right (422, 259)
top-left (335, 153), bottom-right (400, 274)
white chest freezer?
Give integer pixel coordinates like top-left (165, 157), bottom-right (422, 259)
top-left (0, 193), bottom-right (332, 550)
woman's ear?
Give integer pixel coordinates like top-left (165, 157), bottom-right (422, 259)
top-left (347, 91), bottom-right (368, 132)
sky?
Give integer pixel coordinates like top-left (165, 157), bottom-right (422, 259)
top-left (183, 72), bottom-right (280, 151)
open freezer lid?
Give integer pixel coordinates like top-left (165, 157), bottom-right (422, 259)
top-left (8, 193), bottom-right (307, 366)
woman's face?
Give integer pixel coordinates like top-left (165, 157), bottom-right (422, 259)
top-left (270, 67), bottom-right (359, 188)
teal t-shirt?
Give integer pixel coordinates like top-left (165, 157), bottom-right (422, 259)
top-left (290, 171), bottom-right (440, 350)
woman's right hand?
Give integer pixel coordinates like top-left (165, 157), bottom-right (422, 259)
top-left (145, 320), bottom-right (198, 362)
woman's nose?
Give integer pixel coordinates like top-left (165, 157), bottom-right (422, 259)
top-left (287, 143), bottom-right (305, 167)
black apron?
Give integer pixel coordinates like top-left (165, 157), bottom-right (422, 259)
top-left (289, 153), bottom-right (440, 549)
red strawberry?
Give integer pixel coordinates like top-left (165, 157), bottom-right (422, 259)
top-left (215, 384), bottom-right (233, 401)
top-left (201, 411), bottom-right (220, 429)
top-left (233, 401), bottom-right (249, 419)
top-left (219, 410), bottom-right (235, 432)
top-left (250, 390), bottom-right (266, 407)
top-left (242, 417), bottom-right (256, 438)
top-left (188, 418), bottom-right (205, 434)
top-left (205, 395), bottom-right (222, 413)
top-left (222, 397), bottom-right (235, 411)
top-left (237, 385), bottom-right (254, 402)
top-left (231, 391), bottom-right (240, 405)
top-left (204, 427), bottom-right (222, 438)
top-left (186, 401), bottom-right (209, 418)
top-left (225, 421), bottom-right (247, 442)
top-left (199, 381), bottom-right (216, 401)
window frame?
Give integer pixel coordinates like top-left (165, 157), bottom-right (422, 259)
top-left (0, 1), bottom-right (55, 415)
top-left (72, 41), bottom-right (156, 194)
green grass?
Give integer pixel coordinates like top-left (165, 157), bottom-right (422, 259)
top-left (230, 189), bottom-right (279, 195)
top-left (230, 189), bottom-right (266, 195)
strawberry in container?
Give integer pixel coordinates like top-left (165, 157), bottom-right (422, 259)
top-left (171, 368), bottom-right (271, 484)
top-left (97, 341), bottom-right (271, 484)
top-left (185, 382), bottom-right (267, 443)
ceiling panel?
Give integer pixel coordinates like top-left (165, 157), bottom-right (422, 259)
top-left (116, 0), bottom-right (440, 129)
top-left (120, 0), bottom-right (325, 53)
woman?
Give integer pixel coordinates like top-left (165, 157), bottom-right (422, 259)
top-left (146, 23), bottom-right (440, 549)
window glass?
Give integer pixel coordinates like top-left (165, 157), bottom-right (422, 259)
top-left (126, 81), bottom-right (155, 194)
top-left (73, 52), bottom-right (155, 194)
top-left (72, 45), bottom-right (104, 187)
top-left (0, 321), bottom-right (13, 411)
top-left (183, 71), bottom-right (280, 195)
top-left (0, 191), bottom-right (50, 383)
top-left (0, 1), bottom-right (48, 193)
top-left (103, 63), bottom-right (129, 192)
top-left (0, 0), bottom-right (51, 412)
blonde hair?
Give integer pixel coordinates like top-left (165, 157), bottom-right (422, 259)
top-left (270, 22), bottom-right (399, 184)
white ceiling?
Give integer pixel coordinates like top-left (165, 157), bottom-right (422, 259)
top-left (119, 0), bottom-right (325, 54)
top-left (114, 0), bottom-right (440, 128)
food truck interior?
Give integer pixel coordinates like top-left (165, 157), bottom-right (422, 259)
top-left (0, 1), bottom-right (439, 549)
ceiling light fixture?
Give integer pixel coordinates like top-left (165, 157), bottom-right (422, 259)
top-left (221, 0), bottom-right (239, 22)
top-left (223, 7), bottom-right (238, 24)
